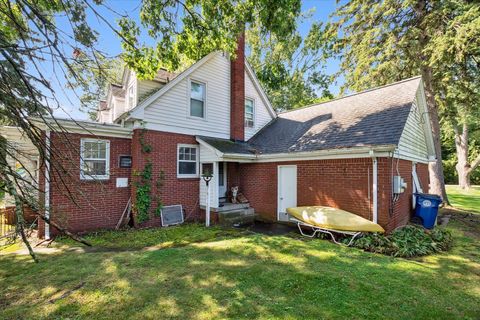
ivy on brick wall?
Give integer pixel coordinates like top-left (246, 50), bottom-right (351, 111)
top-left (133, 128), bottom-right (165, 223)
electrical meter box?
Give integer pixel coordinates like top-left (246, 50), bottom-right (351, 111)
top-left (393, 176), bottom-right (407, 194)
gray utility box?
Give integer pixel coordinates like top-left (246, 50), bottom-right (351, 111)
top-left (393, 176), bottom-right (407, 194)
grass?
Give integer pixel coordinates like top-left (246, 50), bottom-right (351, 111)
top-left (1, 186), bottom-right (480, 320)
top-left (55, 224), bottom-right (242, 250)
top-left (446, 185), bottom-right (480, 214)
top-left (1, 215), bottom-right (479, 320)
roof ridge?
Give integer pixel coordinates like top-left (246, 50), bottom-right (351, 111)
top-left (279, 75), bottom-right (422, 115)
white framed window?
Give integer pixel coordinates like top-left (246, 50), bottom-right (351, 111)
top-left (128, 84), bottom-right (135, 108)
top-left (245, 98), bottom-right (254, 128)
top-left (189, 80), bottom-right (206, 118)
top-left (177, 144), bottom-right (199, 178)
top-left (80, 139), bottom-right (110, 180)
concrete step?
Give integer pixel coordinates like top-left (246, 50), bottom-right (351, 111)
top-left (218, 208), bottom-right (255, 226)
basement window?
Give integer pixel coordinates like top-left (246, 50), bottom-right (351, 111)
top-left (190, 80), bottom-right (205, 118)
top-left (245, 98), bottom-right (254, 128)
top-left (177, 144), bottom-right (199, 178)
top-left (80, 139), bottom-right (110, 180)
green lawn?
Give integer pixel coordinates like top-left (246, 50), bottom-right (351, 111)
top-left (446, 185), bottom-right (480, 213)
top-left (1, 215), bottom-right (479, 320)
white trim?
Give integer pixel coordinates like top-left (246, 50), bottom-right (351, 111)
top-left (44, 130), bottom-right (51, 240)
top-left (245, 97), bottom-right (255, 128)
top-left (417, 81), bottom-right (436, 158)
top-left (245, 60), bottom-right (277, 118)
top-left (188, 78), bottom-right (207, 120)
top-left (127, 83), bottom-right (136, 109)
top-left (218, 162), bottom-right (227, 198)
top-left (196, 138), bottom-right (224, 159)
top-left (412, 163), bottom-right (423, 209)
top-left (393, 148), bottom-right (432, 164)
top-left (128, 52), bottom-right (218, 120)
top-left (80, 138), bottom-right (111, 180)
top-left (31, 117), bottom-right (133, 139)
top-left (177, 144), bottom-right (199, 178)
top-left (277, 165), bottom-right (297, 222)
top-left (372, 157), bottom-right (378, 224)
top-left (219, 145), bottom-right (397, 163)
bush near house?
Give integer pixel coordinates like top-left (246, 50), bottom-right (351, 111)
top-left (352, 225), bottom-right (453, 257)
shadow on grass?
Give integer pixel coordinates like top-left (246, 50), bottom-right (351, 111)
top-left (1, 229), bottom-right (479, 320)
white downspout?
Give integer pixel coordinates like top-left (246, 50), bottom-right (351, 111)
top-left (44, 129), bottom-right (51, 239)
top-left (370, 151), bottom-right (378, 224)
top-left (373, 158), bottom-right (378, 224)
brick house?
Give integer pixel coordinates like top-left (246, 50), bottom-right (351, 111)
top-left (1, 38), bottom-right (436, 238)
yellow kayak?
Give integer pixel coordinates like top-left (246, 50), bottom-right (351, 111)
top-left (287, 206), bottom-right (385, 233)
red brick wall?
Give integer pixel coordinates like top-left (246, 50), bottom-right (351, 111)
top-left (236, 159), bottom-right (378, 222)
top-left (387, 160), bottom-right (429, 232)
top-left (233, 157), bottom-right (423, 232)
top-left (38, 132), bottom-right (131, 236)
top-left (131, 130), bottom-right (201, 228)
top-left (230, 33), bottom-right (245, 141)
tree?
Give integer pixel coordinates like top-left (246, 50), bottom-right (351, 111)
top-left (324, 0), bottom-right (480, 201)
top-left (119, 1), bottom-right (330, 112)
top-left (118, 0), bottom-right (303, 79)
top-left (433, 5), bottom-right (480, 189)
top-left (246, 13), bottom-right (332, 111)
top-left (68, 51), bottom-right (124, 120)
top-left (1, 0), bottom-right (305, 261)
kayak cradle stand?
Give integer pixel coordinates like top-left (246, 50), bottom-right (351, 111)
top-left (293, 219), bottom-right (362, 246)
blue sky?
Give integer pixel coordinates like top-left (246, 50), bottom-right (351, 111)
top-left (52, 0), bottom-right (341, 120)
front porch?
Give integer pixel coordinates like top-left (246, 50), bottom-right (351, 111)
top-left (198, 158), bottom-right (256, 226)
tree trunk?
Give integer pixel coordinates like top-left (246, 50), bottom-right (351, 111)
top-left (415, 0), bottom-right (449, 203)
top-left (454, 123), bottom-right (471, 189)
top-left (422, 67), bottom-right (450, 203)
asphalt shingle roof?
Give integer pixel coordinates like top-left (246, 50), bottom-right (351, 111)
top-left (200, 77), bottom-right (422, 155)
top-left (197, 136), bottom-right (258, 155)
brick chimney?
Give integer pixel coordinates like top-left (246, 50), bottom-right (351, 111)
top-left (230, 33), bottom-right (245, 141)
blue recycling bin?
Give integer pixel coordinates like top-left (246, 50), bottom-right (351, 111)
top-left (414, 193), bottom-right (442, 229)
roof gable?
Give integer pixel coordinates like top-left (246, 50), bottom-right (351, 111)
top-left (127, 52), bottom-right (220, 120)
top-left (248, 77), bottom-right (423, 155)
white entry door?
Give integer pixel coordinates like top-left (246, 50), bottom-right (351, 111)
top-left (218, 162), bottom-right (227, 198)
top-left (277, 165), bottom-right (297, 222)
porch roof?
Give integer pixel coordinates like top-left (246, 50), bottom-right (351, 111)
top-left (197, 136), bottom-right (258, 155)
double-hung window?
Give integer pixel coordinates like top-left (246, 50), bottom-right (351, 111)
top-left (245, 98), bottom-right (254, 128)
top-left (128, 85), bottom-right (135, 108)
top-left (177, 144), bottom-right (199, 178)
top-left (190, 80), bottom-right (205, 118)
top-left (80, 139), bottom-right (110, 180)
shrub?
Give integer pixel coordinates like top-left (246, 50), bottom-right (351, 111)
top-left (352, 225), bottom-right (453, 258)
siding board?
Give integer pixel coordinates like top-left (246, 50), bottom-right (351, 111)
top-left (397, 99), bottom-right (428, 160)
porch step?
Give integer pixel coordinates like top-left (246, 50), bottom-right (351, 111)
top-left (218, 208), bottom-right (255, 226)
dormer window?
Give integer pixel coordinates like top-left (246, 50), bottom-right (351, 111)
top-left (245, 98), bottom-right (254, 128)
top-left (190, 80), bottom-right (205, 118)
top-left (128, 85), bottom-right (135, 108)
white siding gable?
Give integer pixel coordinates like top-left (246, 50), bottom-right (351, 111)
top-left (245, 69), bottom-right (275, 140)
top-left (112, 97), bottom-right (126, 121)
top-left (142, 52), bottom-right (231, 138)
top-left (137, 79), bottom-right (163, 104)
top-left (397, 98), bottom-right (429, 161)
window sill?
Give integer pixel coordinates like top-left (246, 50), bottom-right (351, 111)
top-left (177, 175), bottom-right (200, 179)
top-left (80, 176), bottom-right (110, 181)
